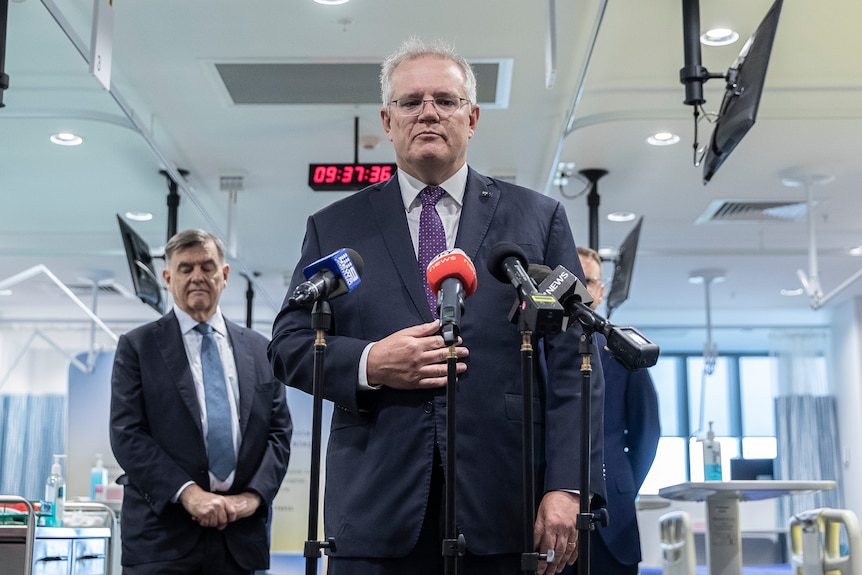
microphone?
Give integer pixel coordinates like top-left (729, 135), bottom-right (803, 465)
top-left (426, 248), bottom-right (478, 345)
top-left (533, 264), bottom-right (660, 370)
top-left (288, 248), bottom-right (364, 308)
top-left (486, 242), bottom-right (564, 334)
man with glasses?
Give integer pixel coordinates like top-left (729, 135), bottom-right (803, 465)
top-left (564, 247), bottom-right (660, 575)
top-left (270, 38), bottom-right (605, 575)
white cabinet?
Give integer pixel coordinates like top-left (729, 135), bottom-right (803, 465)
top-left (33, 527), bottom-right (110, 575)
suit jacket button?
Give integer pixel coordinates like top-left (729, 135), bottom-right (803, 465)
top-left (423, 401), bottom-right (433, 414)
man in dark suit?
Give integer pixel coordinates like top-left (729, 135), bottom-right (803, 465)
top-left (110, 229), bottom-right (292, 575)
top-left (569, 247), bottom-right (660, 575)
top-left (268, 38), bottom-right (605, 575)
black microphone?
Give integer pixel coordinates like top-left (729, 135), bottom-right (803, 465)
top-left (288, 248), bottom-right (364, 308)
top-left (487, 242), bottom-right (564, 334)
top-left (533, 264), bottom-right (660, 370)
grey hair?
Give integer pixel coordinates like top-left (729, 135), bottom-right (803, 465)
top-left (380, 37), bottom-right (477, 108)
top-left (164, 229), bottom-right (225, 264)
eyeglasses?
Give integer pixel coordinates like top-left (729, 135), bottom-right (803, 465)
top-left (389, 96), bottom-right (471, 118)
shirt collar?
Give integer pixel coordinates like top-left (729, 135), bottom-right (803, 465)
top-left (399, 163), bottom-right (468, 211)
top-left (175, 305), bottom-right (227, 337)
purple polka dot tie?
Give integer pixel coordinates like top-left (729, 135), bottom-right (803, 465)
top-left (418, 186), bottom-right (447, 318)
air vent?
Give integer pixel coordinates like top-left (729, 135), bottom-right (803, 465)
top-left (696, 200), bottom-right (808, 224)
top-left (214, 60), bottom-right (512, 108)
top-left (68, 281), bottom-right (134, 298)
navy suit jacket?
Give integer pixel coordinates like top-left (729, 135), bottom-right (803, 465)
top-left (592, 343), bottom-right (660, 567)
top-left (110, 311), bottom-right (292, 569)
top-left (269, 168), bottom-right (606, 557)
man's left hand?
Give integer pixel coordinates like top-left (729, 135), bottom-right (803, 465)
top-left (534, 490), bottom-right (580, 574)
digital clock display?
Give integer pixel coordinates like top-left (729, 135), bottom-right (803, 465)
top-left (308, 163), bottom-right (397, 191)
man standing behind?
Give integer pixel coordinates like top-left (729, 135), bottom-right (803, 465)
top-left (572, 246), bottom-right (660, 575)
top-left (110, 229), bottom-right (292, 575)
top-left (269, 38), bottom-right (605, 575)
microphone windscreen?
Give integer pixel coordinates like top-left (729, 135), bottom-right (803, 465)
top-left (426, 248), bottom-right (478, 297)
top-left (486, 241), bottom-right (528, 284)
top-left (528, 264), bottom-right (553, 286)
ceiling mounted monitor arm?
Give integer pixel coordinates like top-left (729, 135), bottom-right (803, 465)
top-left (579, 168), bottom-right (607, 250)
top-left (792, 175), bottom-right (862, 310)
top-left (680, 0), bottom-right (728, 107)
top-left (160, 169), bottom-right (189, 242)
top-left (1, 0), bottom-right (9, 108)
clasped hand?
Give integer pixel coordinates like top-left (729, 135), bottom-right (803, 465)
top-left (367, 321), bottom-right (469, 389)
top-left (180, 484), bottom-right (261, 530)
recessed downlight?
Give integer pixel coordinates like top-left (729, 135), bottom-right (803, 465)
top-left (701, 28), bottom-right (739, 46)
top-left (849, 246), bottom-right (862, 256)
top-left (647, 132), bottom-right (680, 146)
top-left (125, 211), bottom-right (153, 222)
top-left (313, 0), bottom-right (350, 4)
top-left (780, 287), bottom-right (804, 297)
top-left (50, 132), bottom-right (83, 146)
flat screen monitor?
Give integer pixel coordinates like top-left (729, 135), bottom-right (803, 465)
top-left (730, 457), bottom-right (775, 480)
top-left (702, 0), bottom-right (784, 184)
top-left (606, 216), bottom-right (643, 318)
top-left (117, 214), bottom-right (165, 315)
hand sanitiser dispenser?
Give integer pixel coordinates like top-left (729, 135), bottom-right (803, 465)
top-left (42, 454), bottom-right (66, 526)
top-left (702, 422), bottom-right (722, 481)
top-left (90, 453), bottom-right (108, 500)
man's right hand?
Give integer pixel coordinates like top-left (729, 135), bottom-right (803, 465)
top-left (366, 321), bottom-right (468, 389)
top-left (180, 483), bottom-right (231, 530)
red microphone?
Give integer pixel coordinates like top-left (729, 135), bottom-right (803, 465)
top-left (426, 248), bottom-right (477, 344)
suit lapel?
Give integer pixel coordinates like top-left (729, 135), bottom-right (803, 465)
top-left (455, 168), bottom-right (500, 260)
top-left (156, 312), bottom-right (203, 437)
top-left (368, 178), bottom-right (431, 320)
top-left (225, 320), bottom-right (255, 436)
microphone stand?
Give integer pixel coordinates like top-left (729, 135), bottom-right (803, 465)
top-left (442, 342), bottom-right (466, 575)
top-left (304, 300), bottom-right (336, 575)
top-left (573, 324), bottom-right (609, 575)
top-left (516, 328), bottom-right (553, 574)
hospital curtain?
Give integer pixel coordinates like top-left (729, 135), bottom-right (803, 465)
top-left (770, 331), bottom-right (843, 522)
top-left (0, 394), bottom-right (66, 500)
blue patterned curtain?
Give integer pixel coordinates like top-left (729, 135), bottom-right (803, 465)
top-left (0, 394), bottom-right (66, 501)
top-left (770, 332), bottom-right (843, 522)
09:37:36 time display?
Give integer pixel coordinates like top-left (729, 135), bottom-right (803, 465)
top-left (307, 163), bottom-right (396, 191)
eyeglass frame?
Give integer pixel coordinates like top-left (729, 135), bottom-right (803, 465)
top-left (388, 96), bottom-right (472, 118)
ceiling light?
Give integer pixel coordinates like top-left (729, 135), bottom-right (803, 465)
top-left (313, 0), bottom-right (350, 4)
top-left (50, 132), bottom-right (83, 146)
top-left (688, 268), bottom-right (726, 285)
top-left (0, 289), bottom-right (12, 296)
top-left (849, 246), bottom-right (862, 256)
top-left (647, 132), bottom-right (680, 146)
top-left (700, 28), bottom-right (739, 46)
top-left (125, 211), bottom-right (153, 222)
top-left (607, 212), bottom-right (636, 223)
top-left (780, 287), bottom-right (804, 297)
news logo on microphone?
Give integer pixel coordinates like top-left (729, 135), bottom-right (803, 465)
top-left (303, 248), bottom-right (361, 291)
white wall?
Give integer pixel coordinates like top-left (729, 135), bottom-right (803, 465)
top-left (830, 297), bottom-right (862, 522)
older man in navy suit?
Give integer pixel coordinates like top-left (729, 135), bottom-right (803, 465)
top-left (269, 38), bottom-right (605, 575)
top-left (111, 229), bottom-right (292, 574)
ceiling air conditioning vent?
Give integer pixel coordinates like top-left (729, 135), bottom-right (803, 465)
top-left (695, 200), bottom-right (807, 224)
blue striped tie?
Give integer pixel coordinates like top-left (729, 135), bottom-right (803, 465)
top-left (194, 322), bottom-right (236, 481)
